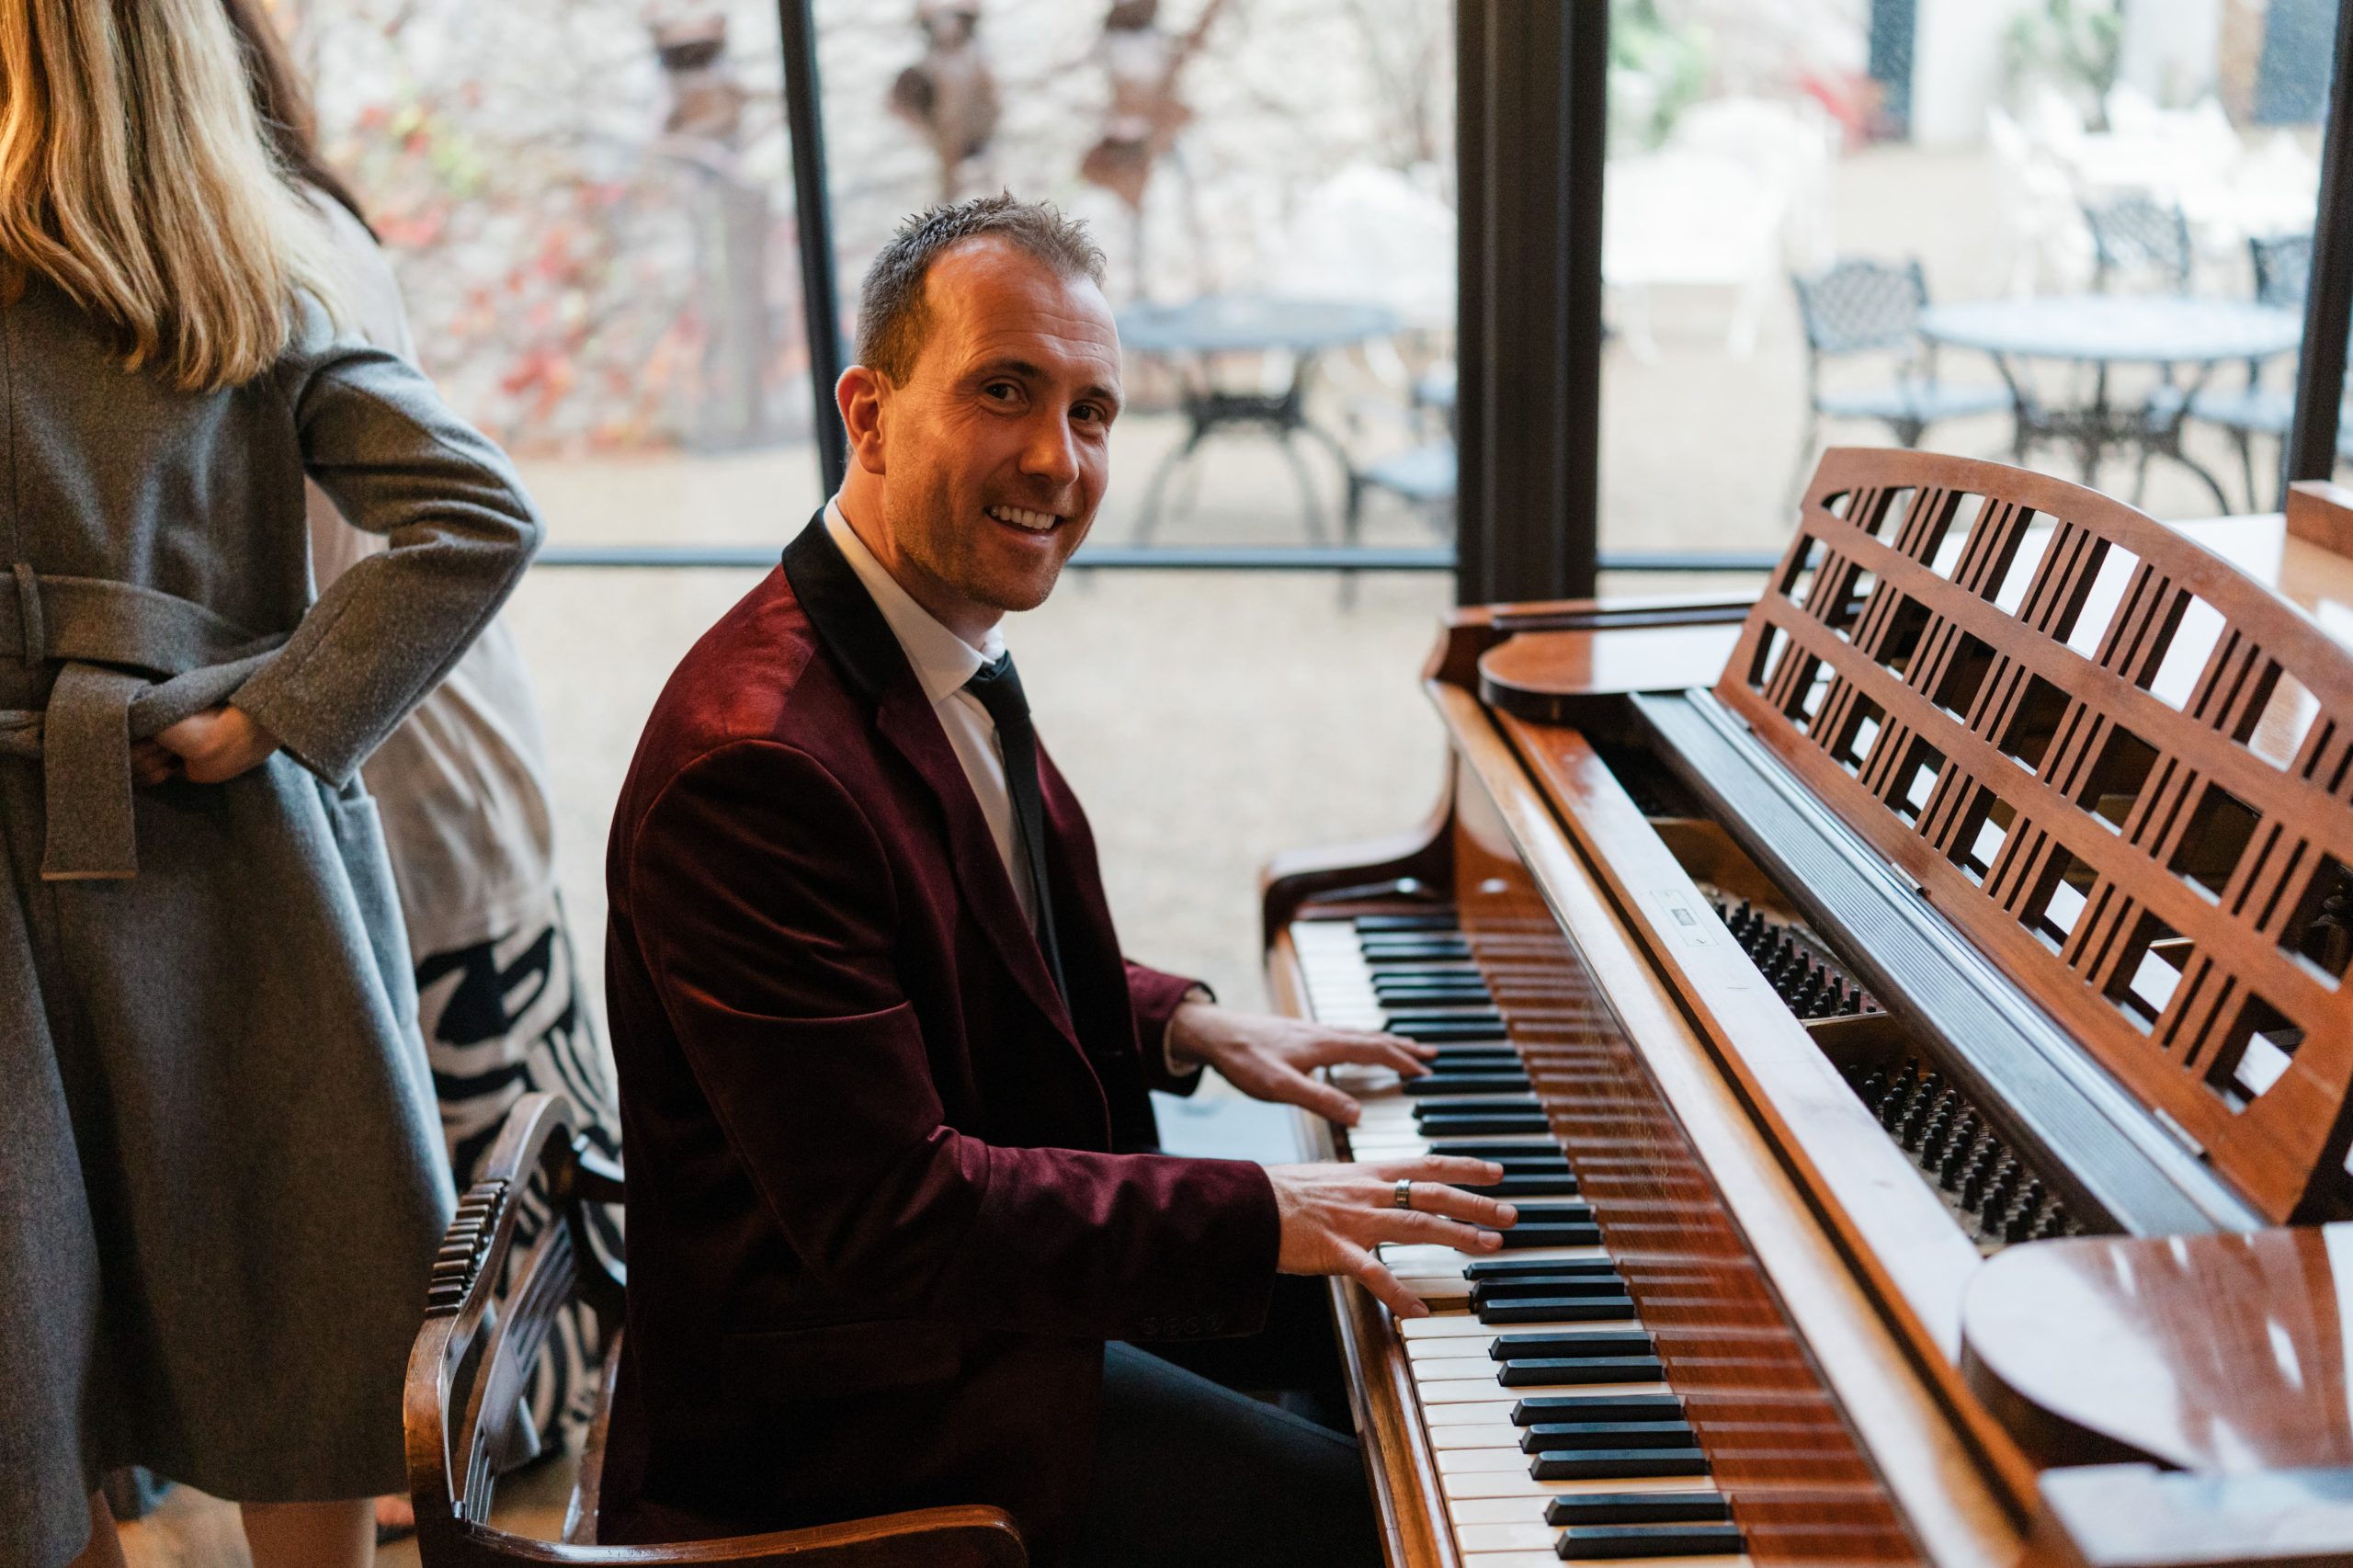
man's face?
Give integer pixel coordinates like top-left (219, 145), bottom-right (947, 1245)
top-left (872, 238), bottom-right (1120, 631)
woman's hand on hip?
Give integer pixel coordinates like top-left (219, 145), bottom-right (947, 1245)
top-left (149, 704), bottom-right (281, 784)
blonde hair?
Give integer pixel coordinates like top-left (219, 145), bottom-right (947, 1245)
top-left (0, 0), bottom-right (344, 391)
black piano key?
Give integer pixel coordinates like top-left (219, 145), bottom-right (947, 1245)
top-left (1493, 1156), bottom-right (1574, 1174)
top-left (1412, 1054), bottom-right (1524, 1083)
top-left (1352, 913), bottom-right (1459, 932)
top-left (1363, 961), bottom-right (1479, 978)
top-left (1437, 1143), bottom-right (1569, 1163)
top-left (1416, 1097), bottom-right (1537, 1118)
top-left (1529, 1448), bottom-right (1708, 1481)
top-left (1556, 1524), bottom-right (1744, 1560)
top-left (1361, 940), bottom-right (1472, 960)
top-left (1478, 1297), bottom-right (1632, 1324)
top-left (1472, 1272), bottom-right (1621, 1298)
top-left (1493, 1222), bottom-right (1602, 1248)
top-left (1391, 1020), bottom-right (1510, 1043)
top-left (1403, 1074), bottom-right (1532, 1097)
top-left (1499, 1357), bottom-right (1665, 1387)
top-left (1372, 975), bottom-right (1491, 993)
top-left (1385, 1007), bottom-right (1505, 1028)
top-left (1377, 991), bottom-right (1496, 1010)
top-left (1478, 1296), bottom-right (1635, 1324)
top-left (1460, 1174), bottom-right (1579, 1199)
top-left (1466, 1256), bottom-right (1619, 1281)
top-left (1507, 1203), bottom-right (1594, 1224)
top-left (1493, 1330), bottom-right (1654, 1361)
top-left (1516, 1394), bottom-right (1685, 1426)
top-left (1521, 1421), bottom-right (1697, 1453)
top-left (1419, 1111), bottom-right (1549, 1135)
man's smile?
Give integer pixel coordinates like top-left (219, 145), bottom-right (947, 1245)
top-left (985, 503), bottom-right (1064, 534)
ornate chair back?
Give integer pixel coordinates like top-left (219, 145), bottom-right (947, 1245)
top-left (2083, 196), bottom-right (2193, 291)
top-left (404, 1091), bottom-right (1028, 1567)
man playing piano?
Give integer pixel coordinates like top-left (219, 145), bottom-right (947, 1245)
top-left (602, 194), bottom-right (1517, 1568)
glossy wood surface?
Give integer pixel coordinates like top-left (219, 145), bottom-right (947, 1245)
top-left (1490, 709), bottom-right (2040, 1514)
top-left (2285, 480), bottom-right (2353, 560)
top-left (1475, 619), bottom-right (1743, 705)
top-left (1962, 1223), bottom-right (2353, 1473)
top-left (1444, 667), bottom-right (2018, 1565)
top-left (1712, 449), bottom-right (2353, 1221)
top-left (2031, 1462), bottom-right (2353, 1568)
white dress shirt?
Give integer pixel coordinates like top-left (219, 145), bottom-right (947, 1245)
top-left (822, 500), bottom-right (1206, 1074)
top-left (824, 498), bottom-right (1036, 927)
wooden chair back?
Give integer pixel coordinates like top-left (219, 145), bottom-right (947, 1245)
top-left (404, 1091), bottom-right (1027, 1566)
top-left (1722, 449), bottom-right (2353, 1221)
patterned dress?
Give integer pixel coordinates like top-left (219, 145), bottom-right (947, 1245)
top-left (306, 199), bottom-right (623, 1450)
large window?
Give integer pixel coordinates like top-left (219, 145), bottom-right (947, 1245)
top-left (1601, 0), bottom-right (2346, 562)
top-left (282, 0), bottom-right (828, 544)
top-left (812, 0), bottom-right (1460, 555)
top-left (285, 0), bottom-right (1467, 1009)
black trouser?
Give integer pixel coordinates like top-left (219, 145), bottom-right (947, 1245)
top-left (1071, 1278), bottom-right (1381, 1568)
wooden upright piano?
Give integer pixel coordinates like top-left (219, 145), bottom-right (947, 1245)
top-left (1264, 450), bottom-right (2353, 1568)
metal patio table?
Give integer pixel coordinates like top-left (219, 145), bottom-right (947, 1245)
top-left (1918, 294), bottom-right (2303, 510)
top-left (1118, 293), bottom-right (1400, 544)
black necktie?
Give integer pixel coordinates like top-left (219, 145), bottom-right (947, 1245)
top-left (962, 653), bottom-right (1067, 1006)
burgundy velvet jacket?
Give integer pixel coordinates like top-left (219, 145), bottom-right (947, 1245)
top-left (598, 516), bottom-right (1281, 1561)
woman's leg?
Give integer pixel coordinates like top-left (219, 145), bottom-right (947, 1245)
top-left (240, 1499), bottom-right (372, 1568)
top-left (66, 1493), bottom-right (126, 1568)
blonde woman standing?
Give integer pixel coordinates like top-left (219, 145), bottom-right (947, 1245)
top-left (0, 4), bottom-right (543, 1568)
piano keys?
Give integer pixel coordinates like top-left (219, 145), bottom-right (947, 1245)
top-left (1262, 450), bottom-right (2353, 1568)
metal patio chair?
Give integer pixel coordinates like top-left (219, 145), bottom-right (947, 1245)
top-left (1788, 257), bottom-right (2009, 506)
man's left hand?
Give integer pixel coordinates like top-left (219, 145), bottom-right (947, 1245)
top-left (1166, 1000), bottom-right (1436, 1127)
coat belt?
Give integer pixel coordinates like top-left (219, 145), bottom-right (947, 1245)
top-left (1, 563), bottom-right (284, 880)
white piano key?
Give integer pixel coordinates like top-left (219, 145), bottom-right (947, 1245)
top-left (1428, 1419), bottom-right (1527, 1449)
top-left (1468, 1544), bottom-right (1750, 1553)
top-left (1458, 1522), bottom-right (1563, 1552)
top-left (1423, 1400), bottom-right (1519, 1426)
top-left (1437, 1447), bottom-right (1538, 1473)
top-left (1421, 1378), bottom-right (1673, 1405)
top-left (1402, 1315), bottom-right (1512, 1342)
top-left (1403, 1313), bottom-right (1636, 1342)
top-left (1440, 1469), bottom-right (1708, 1501)
top-left (1381, 1244), bottom-right (1607, 1270)
top-left (1411, 1356), bottom-right (1502, 1384)
top-left (1420, 1378), bottom-right (1525, 1403)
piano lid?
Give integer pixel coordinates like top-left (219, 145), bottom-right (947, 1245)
top-left (1962, 1222), bottom-right (2353, 1474)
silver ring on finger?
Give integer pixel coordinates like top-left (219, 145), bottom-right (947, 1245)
top-left (1393, 1177), bottom-right (1415, 1210)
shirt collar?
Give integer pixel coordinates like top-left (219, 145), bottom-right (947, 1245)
top-left (824, 496), bottom-right (1006, 705)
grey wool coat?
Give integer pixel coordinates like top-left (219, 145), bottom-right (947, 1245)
top-left (0, 276), bottom-right (541, 1568)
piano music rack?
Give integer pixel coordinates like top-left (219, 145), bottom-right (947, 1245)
top-left (1722, 449), bottom-right (2353, 1222)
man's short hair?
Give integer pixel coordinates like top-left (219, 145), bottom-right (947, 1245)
top-left (855, 194), bottom-right (1108, 383)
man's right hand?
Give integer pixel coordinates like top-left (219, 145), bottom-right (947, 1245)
top-left (1267, 1157), bottom-right (1516, 1320)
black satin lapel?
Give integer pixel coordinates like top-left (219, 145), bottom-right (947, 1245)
top-left (782, 511), bottom-right (1078, 1042)
top-left (780, 511), bottom-right (904, 705)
